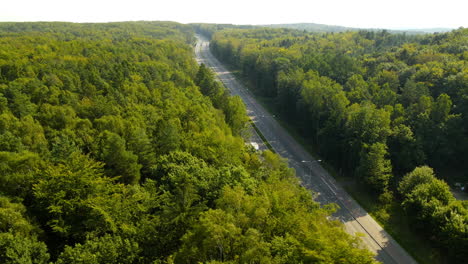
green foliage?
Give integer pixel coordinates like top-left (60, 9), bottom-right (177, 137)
top-left (210, 26), bottom-right (468, 262)
top-left (0, 233), bottom-right (49, 264)
top-left (56, 235), bottom-right (140, 264)
top-left (176, 182), bottom-right (377, 263)
top-left (195, 64), bottom-right (248, 135)
top-left (95, 131), bottom-right (141, 184)
top-left (32, 154), bottom-right (112, 241)
top-left (398, 166), bottom-right (467, 261)
top-left (0, 197), bottom-right (50, 264)
top-left (0, 21), bottom-right (376, 263)
top-left (357, 143), bottom-right (393, 193)
top-left (388, 124), bottom-right (425, 173)
top-left (0, 151), bottom-right (43, 198)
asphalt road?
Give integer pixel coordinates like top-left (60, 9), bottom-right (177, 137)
top-left (195, 35), bottom-right (417, 264)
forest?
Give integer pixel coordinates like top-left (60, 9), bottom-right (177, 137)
top-left (208, 27), bottom-right (468, 262)
top-left (0, 22), bottom-right (378, 263)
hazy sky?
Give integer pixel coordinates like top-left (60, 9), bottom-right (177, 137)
top-left (1, 0), bottom-right (467, 29)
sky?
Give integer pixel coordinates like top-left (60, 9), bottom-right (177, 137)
top-left (1, 0), bottom-right (467, 29)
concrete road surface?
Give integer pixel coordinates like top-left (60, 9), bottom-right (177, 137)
top-left (194, 35), bottom-right (417, 264)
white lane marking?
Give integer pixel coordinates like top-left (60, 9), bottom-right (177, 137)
top-left (320, 176), bottom-right (337, 195)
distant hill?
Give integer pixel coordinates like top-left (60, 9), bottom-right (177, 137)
top-left (262, 23), bottom-right (358, 33)
top-left (399, 28), bottom-right (454, 33)
top-left (262, 23), bottom-right (454, 34)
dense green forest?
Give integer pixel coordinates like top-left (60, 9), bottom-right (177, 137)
top-left (263, 24), bottom-right (452, 34)
top-left (208, 27), bottom-right (468, 262)
top-left (0, 22), bottom-right (377, 263)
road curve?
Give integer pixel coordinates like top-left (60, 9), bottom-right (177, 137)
top-left (194, 35), bottom-right (417, 264)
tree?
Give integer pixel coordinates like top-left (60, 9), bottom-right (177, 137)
top-left (431, 93), bottom-right (452, 123)
top-left (223, 96), bottom-right (248, 135)
top-left (372, 84), bottom-right (398, 108)
top-left (0, 233), bottom-right (49, 264)
top-left (32, 153), bottom-right (113, 243)
top-left (373, 70), bottom-right (400, 92)
top-left (345, 103), bottom-right (391, 170)
top-left (388, 124), bottom-right (425, 174)
top-left (156, 118), bottom-right (182, 155)
top-left (175, 209), bottom-right (242, 263)
top-left (0, 151), bottom-right (43, 198)
top-left (356, 142), bottom-right (393, 193)
top-left (398, 166), bottom-right (454, 224)
top-left (96, 131), bottom-right (141, 184)
top-left (398, 166), bottom-right (437, 197)
top-left (301, 70), bottom-right (348, 152)
top-left (437, 201), bottom-right (468, 261)
top-left (125, 126), bottom-right (156, 178)
top-left (195, 63), bottom-right (219, 99)
top-left (56, 235), bottom-right (140, 264)
top-left (400, 80), bottom-right (430, 107)
top-left (345, 74), bottom-right (372, 104)
top-left (0, 197), bottom-right (50, 264)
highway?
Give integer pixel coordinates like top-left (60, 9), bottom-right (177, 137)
top-left (195, 35), bottom-right (417, 264)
